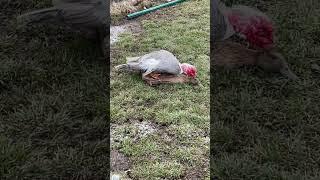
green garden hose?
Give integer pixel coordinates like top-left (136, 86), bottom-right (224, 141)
top-left (127, 0), bottom-right (187, 19)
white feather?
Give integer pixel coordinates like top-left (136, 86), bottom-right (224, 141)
top-left (140, 58), bottom-right (160, 71)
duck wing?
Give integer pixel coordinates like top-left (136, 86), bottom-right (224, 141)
top-left (138, 50), bottom-right (181, 75)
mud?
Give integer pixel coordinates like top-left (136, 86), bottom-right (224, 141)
top-left (110, 21), bottom-right (143, 45)
top-left (111, 150), bottom-right (131, 171)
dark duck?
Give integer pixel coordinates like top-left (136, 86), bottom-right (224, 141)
top-left (212, 0), bottom-right (298, 80)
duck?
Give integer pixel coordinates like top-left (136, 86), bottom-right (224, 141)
top-left (114, 50), bottom-right (198, 86)
top-left (212, 1), bottom-right (298, 80)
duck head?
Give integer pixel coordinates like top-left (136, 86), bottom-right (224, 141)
top-left (221, 4), bottom-right (275, 50)
top-left (180, 63), bottom-right (197, 78)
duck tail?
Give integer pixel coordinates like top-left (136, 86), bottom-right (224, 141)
top-left (114, 64), bottom-right (130, 72)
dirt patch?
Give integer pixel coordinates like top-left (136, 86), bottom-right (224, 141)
top-left (110, 121), bottom-right (158, 178)
top-left (133, 121), bottom-right (157, 137)
top-left (182, 165), bottom-right (209, 180)
top-left (182, 169), bottom-right (203, 180)
top-left (110, 0), bottom-right (177, 45)
top-left (110, 1), bottom-right (182, 47)
top-left (111, 150), bottom-right (131, 172)
top-left (110, 21), bottom-right (143, 45)
top-left (111, 120), bottom-right (158, 145)
top-left (110, 26), bottom-right (127, 45)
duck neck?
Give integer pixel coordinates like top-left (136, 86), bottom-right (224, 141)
top-left (179, 63), bottom-right (184, 74)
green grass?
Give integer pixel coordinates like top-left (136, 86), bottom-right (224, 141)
top-left (1, 0), bottom-right (109, 179)
top-left (211, 0), bottom-right (320, 179)
top-left (111, 0), bottom-right (210, 179)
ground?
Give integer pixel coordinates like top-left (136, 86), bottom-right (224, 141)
top-left (1, 0), bottom-right (109, 179)
top-left (212, 0), bottom-right (320, 179)
top-left (110, 0), bottom-right (210, 179)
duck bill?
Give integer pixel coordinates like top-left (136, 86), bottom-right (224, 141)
top-left (280, 68), bottom-right (299, 80)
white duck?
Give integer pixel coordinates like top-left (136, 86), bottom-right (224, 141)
top-left (115, 50), bottom-right (198, 85)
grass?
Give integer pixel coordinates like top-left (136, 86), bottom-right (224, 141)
top-left (1, 0), bottom-right (109, 179)
top-left (211, 0), bottom-right (320, 179)
top-left (110, 0), bottom-right (210, 179)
